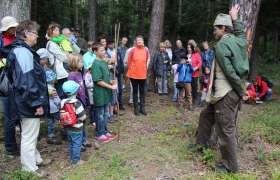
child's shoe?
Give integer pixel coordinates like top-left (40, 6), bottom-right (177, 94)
top-left (81, 146), bottom-right (86, 152)
top-left (82, 141), bottom-right (92, 147)
top-left (105, 133), bottom-right (116, 140)
top-left (89, 122), bottom-right (96, 127)
top-left (96, 135), bottom-right (110, 143)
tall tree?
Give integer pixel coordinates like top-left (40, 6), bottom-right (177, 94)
top-left (231, 0), bottom-right (262, 80)
top-left (72, 0), bottom-right (79, 27)
top-left (88, 0), bottom-right (96, 41)
top-left (0, 0), bottom-right (31, 22)
top-left (147, 0), bottom-right (165, 91)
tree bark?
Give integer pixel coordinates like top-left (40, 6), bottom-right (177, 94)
top-left (31, 0), bottom-right (37, 21)
top-left (231, 0), bottom-right (262, 60)
top-left (147, 0), bottom-right (165, 92)
top-left (136, 0), bottom-right (147, 36)
top-left (273, 29), bottom-right (278, 63)
top-left (248, 23), bottom-right (259, 81)
top-left (88, 0), bottom-right (97, 42)
top-left (0, 0), bottom-right (31, 22)
top-left (72, 0), bottom-right (79, 28)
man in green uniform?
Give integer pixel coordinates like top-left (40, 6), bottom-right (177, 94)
top-left (194, 5), bottom-right (250, 173)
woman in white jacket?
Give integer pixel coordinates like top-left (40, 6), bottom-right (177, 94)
top-left (46, 22), bottom-right (68, 99)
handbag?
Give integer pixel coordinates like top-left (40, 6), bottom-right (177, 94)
top-left (0, 60), bottom-right (10, 96)
top-left (175, 64), bottom-right (188, 89)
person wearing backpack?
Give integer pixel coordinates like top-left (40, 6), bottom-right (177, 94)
top-left (254, 75), bottom-right (273, 101)
top-left (60, 80), bottom-right (87, 165)
top-left (0, 16), bottom-right (20, 156)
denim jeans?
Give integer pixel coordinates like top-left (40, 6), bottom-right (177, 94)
top-left (256, 89), bottom-right (273, 101)
top-left (82, 125), bottom-right (87, 143)
top-left (1, 92), bottom-right (20, 152)
top-left (94, 104), bottom-right (109, 136)
top-left (89, 105), bottom-right (96, 124)
top-left (46, 112), bottom-right (61, 138)
top-left (117, 75), bottom-right (123, 105)
top-left (172, 82), bottom-right (179, 101)
top-left (67, 130), bottom-right (83, 164)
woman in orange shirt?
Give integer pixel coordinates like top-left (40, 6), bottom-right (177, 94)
top-left (127, 35), bottom-right (149, 116)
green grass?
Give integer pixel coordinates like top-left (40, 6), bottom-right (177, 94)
top-left (239, 102), bottom-right (280, 144)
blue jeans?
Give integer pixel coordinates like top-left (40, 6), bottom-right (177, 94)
top-left (67, 130), bottom-right (83, 164)
top-left (117, 76), bottom-right (123, 105)
top-left (1, 93), bottom-right (20, 152)
top-left (46, 112), bottom-right (61, 138)
top-left (257, 89), bottom-right (273, 101)
top-left (82, 125), bottom-right (87, 143)
top-left (94, 104), bottom-right (109, 136)
top-left (89, 105), bottom-right (96, 124)
top-left (172, 82), bottom-right (179, 101)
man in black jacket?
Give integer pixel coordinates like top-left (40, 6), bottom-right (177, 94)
top-left (172, 39), bottom-right (186, 65)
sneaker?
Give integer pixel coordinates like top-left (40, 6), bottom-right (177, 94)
top-left (89, 122), bottom-right (96, 127)
top-left (96, 135), bottom-right (110, 143)
top-left (73, 160), bottom-right (85, 166)
top-left (108, 116), bottom-right (116, 123)
top-left (214, 165), bottom-right (231, 173)
top-left (82, 141), bottom-right (92, 147)
top-left (105, 133), bottom-right (116, 140)
top-left (164, 93), bottom-right (168, 96)
top-left (81, 146), bottom-right (86, 152)
top-left (36, 158), bottom-right (52, 166)
top-left (47, 137), bottom-right (62, 145)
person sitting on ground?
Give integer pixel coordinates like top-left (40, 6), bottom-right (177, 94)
top-left (61, 80), bottom-right (87, 165)
top-left (247, 75), bottom-right (273, 102)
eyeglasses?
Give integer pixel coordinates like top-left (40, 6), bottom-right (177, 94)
top-left (30, 31), bottom-right (38, 37)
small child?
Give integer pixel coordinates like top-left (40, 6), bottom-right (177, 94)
top-left (50, 34), bottom-right (73, 53)
top-left (171, 63), bottom-right (179, 102)
top-left (84, 64), bottom-right (95, 127)
top-left (61, 80), bottom-right (87, 165)
top-left (68, 53), bottom-right (92, 151)
top-left (91, 43), bottom-right (118, 143)
top-left (45, 70), bottom-right (62, 145)
top-left (198, 66), bottom-right (210, 107)
top-left (36, 48), bottom-right (54, 70)
top-left (177, 54), bottom-right (194, 111)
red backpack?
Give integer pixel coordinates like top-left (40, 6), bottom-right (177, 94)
top-left (60, 103), bottom-right (77, 127)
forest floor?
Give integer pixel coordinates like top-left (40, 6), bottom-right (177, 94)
top-left (1, 83), bottom-right (280, 179)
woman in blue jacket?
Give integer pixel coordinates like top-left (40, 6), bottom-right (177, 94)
top-left (177, 54), bottom-right (194, 111)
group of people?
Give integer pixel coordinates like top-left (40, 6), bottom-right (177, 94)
top-left (0, 4), bottom-right (273, 176)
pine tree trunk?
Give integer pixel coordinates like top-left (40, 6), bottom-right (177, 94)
top-left (273, 29), bottom-right (279, 63)
top-left (0, 0), bottom-right (31, 22)
top-left (147, 0), bottom-right (165, 92)
top-left (231, 0), bottom-right (262, 60)
top-left (73, 0), bottom-right (79, 28)
top-left (248, 23), bottom-right (259, 81)
top-left (88, 0), bottom-right (97, 42)
top-left (136, 0), bottom-right (147, 36)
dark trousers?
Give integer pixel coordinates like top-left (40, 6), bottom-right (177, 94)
top-left (130, 78), bottom-right (146, 110)
top-left (191, 77), bottom-right (198, 103)
top-left (196, 90), bottom-right (241, 172)
top-left (117, 75), bottom-right (123, 105)
top-left (1, 91), bottom-right (20, 152)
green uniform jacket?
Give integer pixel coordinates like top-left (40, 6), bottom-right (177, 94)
top-left (215, 19), bottom-right (249, 97)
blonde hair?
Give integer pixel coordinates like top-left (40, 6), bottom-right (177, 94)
top-left (159, 42), bottom-right (166, 48)
top-left (68, 53), bottom-right (82, 71)
top-left (164, 40), bottom-right (172, 48)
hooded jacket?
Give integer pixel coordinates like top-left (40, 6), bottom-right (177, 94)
top-left (1, 39), bottom-right (49, 117)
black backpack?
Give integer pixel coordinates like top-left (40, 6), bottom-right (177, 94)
top-left (261, 76), bottom-right (274, 88)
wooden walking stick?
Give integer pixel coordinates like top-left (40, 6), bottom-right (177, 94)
top-left (113, 22), bottom-right (121, 141)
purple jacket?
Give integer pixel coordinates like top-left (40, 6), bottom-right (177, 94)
top-left (68, 71), bottom-right (87, 106)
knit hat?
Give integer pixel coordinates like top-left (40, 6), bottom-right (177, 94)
top-left (213, 13), bottom-right (233, 27)
top-left (62, 80), bottom-right (80, 96)
top-left (45, 70), bottom-right (57, 82)
top-left (0, 16), bottom-right (18, 32)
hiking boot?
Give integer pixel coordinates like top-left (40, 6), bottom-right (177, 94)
top-left (133, 93), bottom-right (140, 116)
top-left (105, 133), bottom-right (116, 140)
top-left (96, 135), bottom-right (110, 143)
top-left (140, 109), bottom-right (147, 116)
top-left (214, 165), bottom-right (231, 173)
top-left (82, 141), bottom-right (92, 147)
top-left (81, 146), bottom-right (86, 152)
top-left (47, 137), bottom-right (62, 145)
